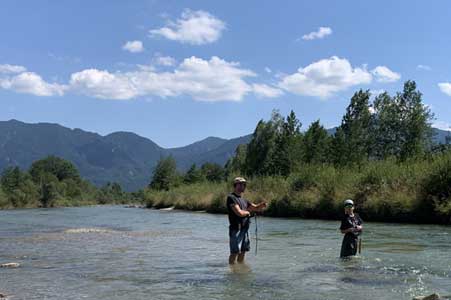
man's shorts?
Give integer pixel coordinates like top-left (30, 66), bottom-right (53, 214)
top-left (229, 226), bottom-right (250, 254)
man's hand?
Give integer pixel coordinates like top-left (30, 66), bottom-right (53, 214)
top-left (258, 202), bottom-right (267, 211)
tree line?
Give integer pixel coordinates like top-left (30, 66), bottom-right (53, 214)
top-left (150, 81), bottom-right (435, 188)
top-left (227, 81), bottom-right (434, 177)
top-left (145, 81), bottom-right (451, 223)
top-left (0, 156), bottom-right (137, 208)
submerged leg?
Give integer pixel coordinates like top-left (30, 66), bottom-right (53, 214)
top-left (340, 235), bottom-right (358, 258)
top-left (237, 252), bottom-right (246, 263)
top-left (229, 253), bottom-right (238, 265)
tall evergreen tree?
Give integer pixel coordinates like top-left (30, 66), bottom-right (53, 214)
top-left (271, 110), bottom-right (302, 176)
top-left (149, 156), bottom-right (178, 191)
top-left (244, 110), bottom-right (283, 175)
top-left (303, 120), bottom-right (330, 164)
top-left (0, 167), bottom-right (23, 193)
top-left (397, 81), bottom-right (434, 160)
top-left (184, 164), bottom-right (204, 184)
top-left (337, 90), bottom-right (372, 165)
top-left (225, 144), bottom-right (247, 176)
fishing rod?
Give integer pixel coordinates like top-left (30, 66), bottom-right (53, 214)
top-left (358, 234), bottom-right (362, 255)
top-left (254, 213), bottom-right (258, 256)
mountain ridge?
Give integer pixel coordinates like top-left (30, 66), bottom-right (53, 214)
top-left (0, 119), bottom-right (448, 191)
top-left (0, 119), bottom-right (251, 191)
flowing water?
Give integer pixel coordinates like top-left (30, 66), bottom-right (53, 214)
top-left (0, 206), bottom-right (450, 300)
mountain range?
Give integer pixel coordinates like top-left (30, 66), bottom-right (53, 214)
top-left (0, 119), bottom-right (449, 191)
top-left (0, 120), bottom-right (251, 191)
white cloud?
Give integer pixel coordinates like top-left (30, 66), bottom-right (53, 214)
top-left (153, 54), bottom-right (176, 66)
top-left (302, 27), bottom-right (332, 41)
top-left (252, 84), bottom-right (283, 98)
top-left (1, 57), bottom-right (282, 101)
top-left (149, 9), bottom-right (225, 45)
top-left (69, 69), bottom-right (138, 100)
top-left (264, 67), bottom-right (272, 73)
top-left (0, 64), bottom-right (27, 74)
top-left (417, 64), bottom-right (431, 71)
top-left (278, 56), bottom-right (372, 98)
top-left (0, 72), bottom-right (66, 96)
top-left (438, 82), bottom-right (451, 97)
top-left (371, 66), bottom-right (401, 82)
top-left (68, 56), bottom-right (259, 102)
top-left (122, 40), bottom-right (144, 53)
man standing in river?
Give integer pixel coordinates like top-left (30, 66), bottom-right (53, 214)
top-left (227, 177), bottom-right (267, 265)
top-left (340, 199), bottom-right (363, 258)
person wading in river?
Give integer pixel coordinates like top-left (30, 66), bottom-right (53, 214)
top-left (339, 199), bottom-right (363, 258)
top-left (227, 177), bottom-right (267, 265)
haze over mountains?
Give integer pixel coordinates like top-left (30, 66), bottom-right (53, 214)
top-left (0, 119), bottom-right (449, 191)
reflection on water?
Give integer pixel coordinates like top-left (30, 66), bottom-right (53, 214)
top-left (0, 206), bottom-right (450, 300)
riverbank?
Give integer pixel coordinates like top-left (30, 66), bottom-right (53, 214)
top-left (2, 152), bottom-right (451, 225)
top-left (141, 155), bottom-right (451, 225)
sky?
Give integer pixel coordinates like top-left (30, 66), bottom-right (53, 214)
top-left (1, 0), bottom-right (451, 147)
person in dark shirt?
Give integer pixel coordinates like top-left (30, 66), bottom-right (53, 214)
top-left (227, 177), bottom-right (267, 265)
top-left (339, 199), bottom-right (363, 258)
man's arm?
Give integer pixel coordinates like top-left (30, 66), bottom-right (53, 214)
top-left (231, 203), bottom-right (251, 218)
top-left (248, 202), bottom-right (267, 212)
top-left (341, 228), bottom-right (354, 234)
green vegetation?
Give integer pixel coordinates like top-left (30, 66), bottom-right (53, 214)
top-left (0, 156), bottom-right (135, 209)
top-left (143, 81), bottom-right (451, 224)
top-left (2, 80), bottom-right (451, 224)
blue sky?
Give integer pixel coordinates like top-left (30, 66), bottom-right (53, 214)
top-left (1, 0), bottom-right (451, 147)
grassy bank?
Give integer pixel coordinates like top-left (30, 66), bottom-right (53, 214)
top-left (142, 153), bottom-right (451, 225)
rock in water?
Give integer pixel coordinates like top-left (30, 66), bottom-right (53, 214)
top-left (413, 293), bottom-right (441, 300)
top-left (0, 293), bottom-right (6, 298)
top-left (0, 262), bottom-right (20, 268)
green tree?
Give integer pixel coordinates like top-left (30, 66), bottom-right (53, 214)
top-left (29, 156), bottom-right (80, 183)
top-left (337, 90), bottom-right (372, 165)
top-left (396, 81), bottom-right (434, 160)
top-left (38, 173), bottom-right (59, 208)
top-left (184, 164), bottom-right (204, 184)
top-left (201, 162), bottom-right (225, 182)
top-left (149, 156), bottom-right (178, 191)
top-left (225, 144), bottom-right (247, 176)
top-left (244, 110), bottom-right (283, 176)
top-left (1, 167), bottom-right (23, 193)
top-left (61, 178), bottom-right (82, 198)
top-left (271, 110), bottom-right (302, 176)
top-left (302, 120), bottom-right (331, 164)
top-left (371, 82), bottom-right (433, 160)
top-left (1, 167), bottom-right (38, 207)
top-left (371, 91), bottom-right (402, 159)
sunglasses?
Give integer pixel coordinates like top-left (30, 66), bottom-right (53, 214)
top-left (344, 204), bottom-right (354, 208)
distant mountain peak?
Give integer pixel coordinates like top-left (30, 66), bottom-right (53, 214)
top-left (0, 119), bottom-right (251, 191)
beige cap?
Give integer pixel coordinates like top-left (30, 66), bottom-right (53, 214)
top-left (233, 177), bottom-right (247, 184)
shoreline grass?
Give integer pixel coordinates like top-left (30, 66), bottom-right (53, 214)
top-left (141, 154), bottom-right (451, 225)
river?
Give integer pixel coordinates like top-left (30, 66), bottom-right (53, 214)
top-left (0, 206), bottom-right (450, 299)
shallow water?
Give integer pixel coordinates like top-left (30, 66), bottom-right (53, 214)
top-left (0, 206), bottom-right (450, 300)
